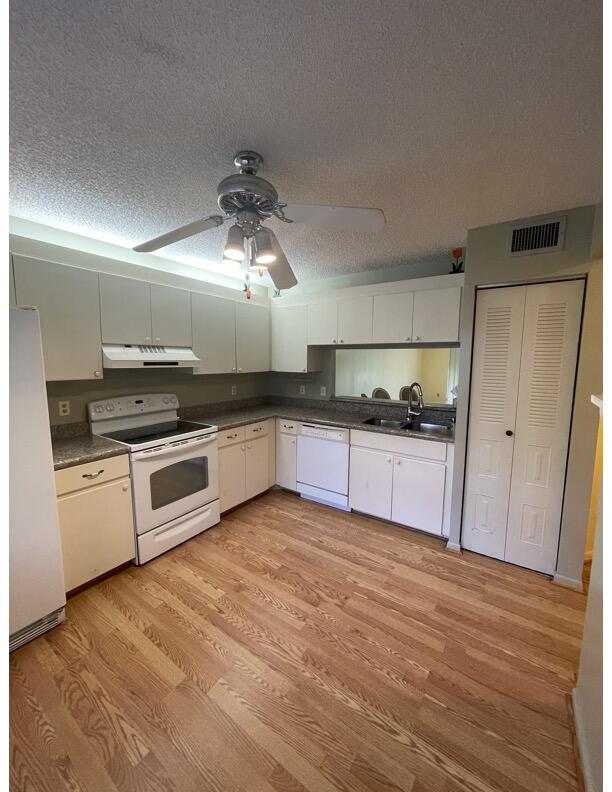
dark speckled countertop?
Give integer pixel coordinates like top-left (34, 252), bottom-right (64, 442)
top-left (52, 434), bottom-right (128, 471)
top-left (51, 400), bottom-right (454, 470)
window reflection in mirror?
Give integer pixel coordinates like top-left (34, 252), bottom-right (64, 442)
top-left (335, 348), bottom-right (459, 406)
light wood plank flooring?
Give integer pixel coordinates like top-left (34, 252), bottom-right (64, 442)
top-left (10, 489), bottom-right (586, 792)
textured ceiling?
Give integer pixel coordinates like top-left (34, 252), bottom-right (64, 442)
top-left (10, 0), bottom-right (601, 282)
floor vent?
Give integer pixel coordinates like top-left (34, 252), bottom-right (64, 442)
top-left (508, 217), bottom-right (565, 256)
top-left (9, 607), bottom-right (65, 652)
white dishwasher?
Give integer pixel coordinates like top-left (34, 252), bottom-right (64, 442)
top-left (296, 424), bottom-right (350, 510)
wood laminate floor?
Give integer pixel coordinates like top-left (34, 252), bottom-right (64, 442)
top-left (10, 490), bottom-right (586, 792)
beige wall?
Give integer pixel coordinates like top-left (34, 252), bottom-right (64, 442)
top-left (572, 403), bottom-right (602, 791)
top-left (449, 204), bottom-right (602, 587)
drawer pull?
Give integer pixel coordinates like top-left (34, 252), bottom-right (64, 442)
top-left (226, 432), bottom-right (238, 439)
top-left (83, 469), bottom-right (104, 479)
top-left (252, 427), bottom-right (263, 433)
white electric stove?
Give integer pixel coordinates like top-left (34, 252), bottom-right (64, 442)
top-left (88, 393), bottom-right (220, 564)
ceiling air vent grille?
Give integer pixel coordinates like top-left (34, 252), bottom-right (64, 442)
top-left (508, 217), bottom-right (566, 256)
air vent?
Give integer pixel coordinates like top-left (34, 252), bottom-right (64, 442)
top-left (508, 217), bottom-right (566, 256)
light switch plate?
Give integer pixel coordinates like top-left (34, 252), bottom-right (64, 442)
top-left (299, 384), bottom-right (306, 395)
top-left (231, 385), bottom-right (237, 396)
top-left (58, 400), bottom-right (70, 416)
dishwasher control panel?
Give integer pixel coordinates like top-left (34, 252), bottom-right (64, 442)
top-left (300, 424), bottom-right (349, 443)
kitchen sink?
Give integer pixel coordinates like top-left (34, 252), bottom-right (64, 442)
top-left (410, 421), bottom-right (453, 434)
top-left (362, 417), bottom-right (410, 429)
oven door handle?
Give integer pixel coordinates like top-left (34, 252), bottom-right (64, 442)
top-left (132, 433), bottom-right (217, 461)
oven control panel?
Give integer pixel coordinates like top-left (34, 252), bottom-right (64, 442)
top-left (88, 393), bottom-right (179, 421)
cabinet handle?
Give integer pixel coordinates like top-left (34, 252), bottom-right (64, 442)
top-left (226, 432), bottom-right (238, 439)
top-left (291, 439), bottom-right (296, 445)
top-left (415, 335), bottom-right (421, 341)
top-left (122, 483), bottom-right (130, 491)
top-left (505, 430), bottom-right (514, 437)
top-left (302, 368), bottom-right (306, 372)
top-left (332, 338), bottom-right (337, 343)
top-left (406, 336), bottom-right (411, 341)
top-left (83, 469), bottom-right (104, 479)
top-left (252, 427), bottom-right (263, 433)
top-left (247, 443), bottom-right (252, 449)
top-left (340, 339), bottom-right (344, 343)
top-left (94, 370), bottom-right (102, 378)
top-left (232, 367), bottom-right (236, 372)
top-left (238, 368), bottom-right (243, 372)
top-left (155, 337), bottom-right (160, 342)
top-left (145, 337), bottom-right (151, 342)
top-left (386, 457), bottom-right (392, 463)
top-left (241, 445), bottom-right (246, 451)
top-left (395, 459), bottom-right (401, 466)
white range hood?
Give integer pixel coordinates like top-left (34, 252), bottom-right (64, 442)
top-left (102, 344), bottom-right (200, 369)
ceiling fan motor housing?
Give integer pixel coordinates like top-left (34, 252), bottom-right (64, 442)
top-left (217, 173), bottom-right (279, 218)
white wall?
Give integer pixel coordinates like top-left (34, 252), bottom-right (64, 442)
top-left (449, 205), bottom-right (602, 587)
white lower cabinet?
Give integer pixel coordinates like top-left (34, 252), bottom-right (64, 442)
top-left (218, 420), bottom-right (275, 512)
top-left (276, 420), bottom-right (299, 491)
top-left (349, 430), bottom-right (452, 536)
top-left (348, 447), bottom-right (392, 520)
top-left (55, 455), bottom-right (135, 592)
top-left (390, 456), bottom-right (445, 534)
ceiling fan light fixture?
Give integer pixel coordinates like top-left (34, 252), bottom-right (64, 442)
top-left (253, 228), bottom-right (276, 265)
top-left (224, 224), bottom-right (245, 261)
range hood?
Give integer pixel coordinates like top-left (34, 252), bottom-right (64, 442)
top-left (102, 344), bottom-right (200, 369)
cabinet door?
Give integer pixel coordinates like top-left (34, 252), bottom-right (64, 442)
top-left (236, 302), bottom-right (270, 373)
top-left (391, 457), bottom-right (445, 535)
top-left (308, 301), bottom-right (338, 345)
top-left (349, 446), bottom-right (393, 520)
top-left (276, 431), bottom-right (297, 490)
top-left (412, 287), bottom-right (461, 342)
top-left (338, 296), bottom-right (373, 344)
top-left (150, 284), bottom-right (192, 347)
top-left (99, 273), bottom-right (152, 344)
top-left (13, 256), bottom-right (103, 381)
top-left (57, 477), bottom-right (135, 592)
top-left (219, 443), bottom-right (246, 512)
top-left (245, 436), bottom-right (270, 500)
top-left (271, 305), bottom-right (308, 372)
top-left (191, 292), bottom-right (236, 374)
top-left (372, 292), bottom-right (414, 343)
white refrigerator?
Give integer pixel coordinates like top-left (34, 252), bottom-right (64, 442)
top-left (10, 307), bottom-right (66, 651)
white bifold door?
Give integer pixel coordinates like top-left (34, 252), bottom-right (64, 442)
top-left (463, 280), bottom-right (584, 574)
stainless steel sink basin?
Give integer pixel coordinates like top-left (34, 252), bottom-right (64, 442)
top-left (362, 417), bottom-right (410, 429)
top-left (410, 421), bottom-right (453, 434)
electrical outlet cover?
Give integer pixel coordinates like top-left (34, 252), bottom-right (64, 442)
top-left (299, 385), bottom-right (306, 395)
top-left (231, 385), bottom-right (237, 396)
top-left (320, 386), bottom-right (327, 397)
top-left (58, 400), bottom-right (70, 416)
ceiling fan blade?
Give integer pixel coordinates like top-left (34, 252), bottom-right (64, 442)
top-left (267, 230), bottom-right (297, 290)
top-left (283, 203), bottom-right (385, 233)
top-left (133, 214), bottom-right (225, 252)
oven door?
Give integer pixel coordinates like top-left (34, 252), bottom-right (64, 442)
top-left (131, 434), bottom-right (219, 534)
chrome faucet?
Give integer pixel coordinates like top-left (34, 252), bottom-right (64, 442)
top-left (407, 382), bottom-right (424, 418)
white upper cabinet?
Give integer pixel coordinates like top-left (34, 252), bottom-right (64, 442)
top-left (236, 302), bottom-right (270, 373)
top-left (337, 296), bottom-right (373, 344)
top-left (271, 304), bottom-right (308, 372)
top-left (372, 292), bottom-right (414, 343)
top-left (191, 292), bottom-right (236, 374)
top-left (99, 273), bottom-right (152, 345)
top-left (308, 300), bottom-right (338, 345)
top-left (412, 287), bottom-right (461, 342)
top-left (13, 256), bottom-right (103, 381)
top-left (150, 284), bottom-right (192, 347)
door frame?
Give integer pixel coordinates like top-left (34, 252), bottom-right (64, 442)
top-left (459, 275), bottom-right (587, 575)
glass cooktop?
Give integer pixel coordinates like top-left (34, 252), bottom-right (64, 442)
top-left (102, 420), bottom-right (214, 446)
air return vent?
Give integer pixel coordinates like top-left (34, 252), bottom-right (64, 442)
top-left (508, 217), bottom-right (566, 256)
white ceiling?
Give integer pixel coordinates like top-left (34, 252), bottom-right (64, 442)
top-left (10, 0), bottom-right (601, 282)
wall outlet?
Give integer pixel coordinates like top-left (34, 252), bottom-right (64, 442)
top-left (320, 386), bottom-right (327, 397)
top-left (299, 384), bottom-right (306, 396)
top-left (58, 400), bottom-right (70, 417)
top-left (231, 385), bottom-right (237, 396)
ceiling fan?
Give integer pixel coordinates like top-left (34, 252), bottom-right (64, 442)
top-left (133, 151), bottom-right (386, 290)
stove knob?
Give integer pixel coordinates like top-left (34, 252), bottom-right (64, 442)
top-left (95, 406), bottom-right (103, 414)
top-left (163, 397), bottom-right (170, 404)
top-left (106, 403), bottom-right (114, 412)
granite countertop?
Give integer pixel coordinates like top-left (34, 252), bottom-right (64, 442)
top-left (52, 401), bottom-right (454, 470)
top-left (52, 434), bottom-right (127, 471)
top-left (186, 404), bottom-right (455, 444)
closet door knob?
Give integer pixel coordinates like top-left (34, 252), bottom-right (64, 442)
top-left (505, 430), bottom-right (513, 437)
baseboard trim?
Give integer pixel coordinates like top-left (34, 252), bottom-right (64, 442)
top-left (571, 688), bottom-right (594, 792)
top-left (446, 540), bottom-right (462, 553)
top-left (553, 573), bottom-right (584, 591)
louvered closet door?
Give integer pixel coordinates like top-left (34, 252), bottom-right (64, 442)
top-left (462, 286), bottom-right (526, 559)
top-left (504, 280), bottom-right (583, 574)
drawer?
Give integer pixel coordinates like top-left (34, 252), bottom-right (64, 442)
top-left (277, 418), bottom-right (300, 435)
top-left (350, 429), bottom-right (447, 462)
top-left (55, 454), bottom-right (130, 496)
top-left (218, 425), bottom-right (246, 448)
top-left (245, 419), bottom-right (272, 439)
